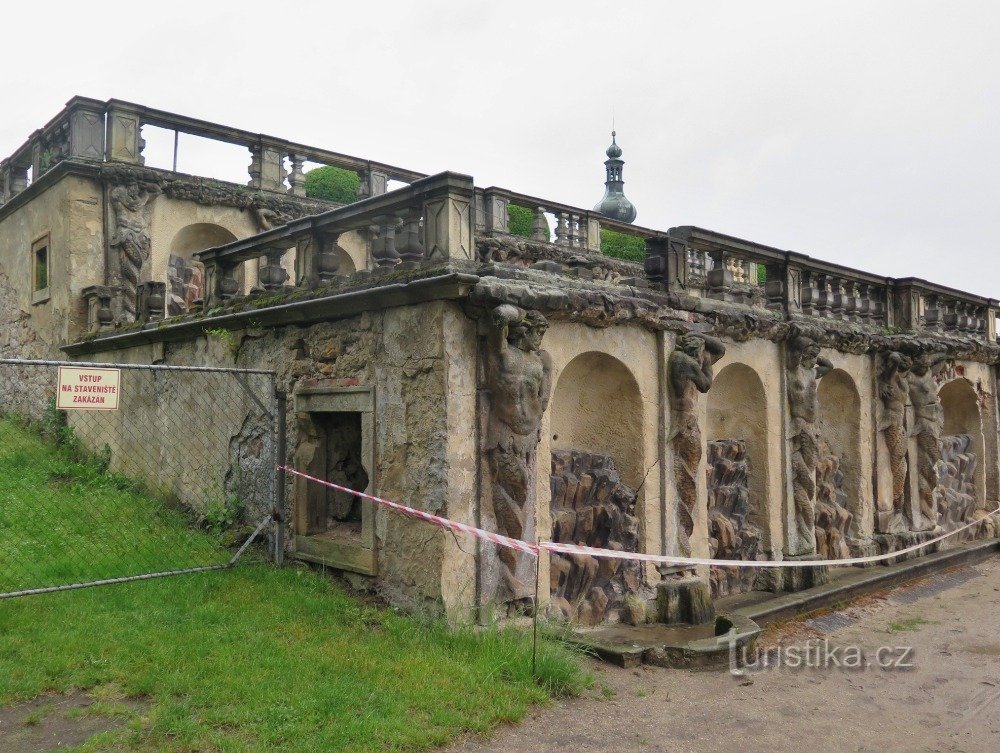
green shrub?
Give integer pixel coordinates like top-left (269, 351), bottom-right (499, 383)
top-left (600, 228), bottom-right (646, 262)
top-left (507, 204), bottom-right (534, 238)
top-left (304, 165), bottom-right (361, 204)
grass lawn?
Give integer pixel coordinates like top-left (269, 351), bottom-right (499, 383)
top-left (0, 418), bottom-right (587, 752)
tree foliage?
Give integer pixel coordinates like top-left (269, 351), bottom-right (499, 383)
top-left (304, 165), bottom-right (361, 204)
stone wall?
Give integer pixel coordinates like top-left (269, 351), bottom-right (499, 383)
top-left (77, 299), bottom-right (476, 616)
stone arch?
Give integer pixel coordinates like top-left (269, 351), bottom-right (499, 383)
top-left (549, 351), bottom-right (644, 489)
top-left (167, 223), bottom-right (238, 314)
top-left (816, 369), bottom-right (862, 555)
top-left (337, 247), bottom-right (357, 275)
top-left (705, 362), bottom-right (767, 596)
top-left (547, 350), bottom-right (645, 624)
top-left (938, 377), bottom-right (985, 524)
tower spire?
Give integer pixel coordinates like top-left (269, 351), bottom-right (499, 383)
top-left (593, 130), bottom-right (636, 224)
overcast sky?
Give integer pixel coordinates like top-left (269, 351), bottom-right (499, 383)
top-left (4, 1), bottom-right (998, 296)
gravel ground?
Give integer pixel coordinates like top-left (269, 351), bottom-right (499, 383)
top-left (448, 557), bottom-right (1000, 753)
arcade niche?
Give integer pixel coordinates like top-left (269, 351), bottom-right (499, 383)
top-left (547, 350), bottom-right (646, 624)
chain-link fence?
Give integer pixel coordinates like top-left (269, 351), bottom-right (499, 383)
top-left (0, 358), bottom-right (281, 599)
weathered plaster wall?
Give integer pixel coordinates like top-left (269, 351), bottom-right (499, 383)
top-left (0, 174), bottom-right (104, 356)
top-left (78, 299), bottom-right (473, 615)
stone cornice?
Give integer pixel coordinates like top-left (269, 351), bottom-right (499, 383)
top-left (62, 269), bottom-right (480, 355)
top-left (0, 158), bottom-right (337, 226)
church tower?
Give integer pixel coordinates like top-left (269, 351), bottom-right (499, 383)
top-left (593, 131), bottom-right (637, 223)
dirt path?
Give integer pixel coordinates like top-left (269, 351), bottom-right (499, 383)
top-left (449, 557), bottom-right (1000, 753)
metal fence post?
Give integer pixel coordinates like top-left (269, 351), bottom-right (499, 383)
top-left (274, 389), bottom-right (287, 566)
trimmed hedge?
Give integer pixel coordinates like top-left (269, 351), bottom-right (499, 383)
top-left (304, 165), bottom-right (361, 204)
top-left (600, 229), bottom-right (646, 262)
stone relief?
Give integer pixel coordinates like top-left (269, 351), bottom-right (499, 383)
top-left (549, 450), bottom-right (643, 625)
top-left (814, 439), bottom-right (853, 559)
top-left (167, 254), bottom-right (205, 315)
top-left (706, 439), bottom-right (761, 598)
top-left (878, 351), bottom-right (912, 532)
top-left (669, 333), bottom-right (726, 556)
top-left (907, 352), bottom-right (948, 530)
top-left (937, 434), bottom-right (977, 532)
top-left (482, 304), bottom-right (552, 608)
top-left (785, 332), bottom-right (833, 555)
top-left (109, 179), bottom-right (161, 319)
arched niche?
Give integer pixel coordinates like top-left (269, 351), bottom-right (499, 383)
top-left (816, 369), bottom-right (862, 546)
top-left (705, 362), bottom-right (768, 596)
top-left (938, 378), bottom-right (985, 520)
top-left (167, 223), bottom-right (238, 314)
top-left (550, 351), bottom-right (643, 490)
top-left (548, 351), bottom-right (645, 624)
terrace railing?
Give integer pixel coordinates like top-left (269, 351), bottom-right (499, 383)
top-left (195, 172), bottom-right (474, 308)
top-left (0, 97), bottom-right (428, 207)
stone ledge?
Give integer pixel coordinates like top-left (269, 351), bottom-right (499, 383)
top-left (728, 539), bottom-right (1000, 627)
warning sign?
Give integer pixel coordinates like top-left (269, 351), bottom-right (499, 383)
top-left (56, 366), bottom-right (121, 411)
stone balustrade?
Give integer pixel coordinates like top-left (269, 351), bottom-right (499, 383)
top-left (474, 187), bottom-right (605, 252)
top-left (0, 98), bottom-right (428, 208)
top-left (195, 172), bottom-right (475, 308)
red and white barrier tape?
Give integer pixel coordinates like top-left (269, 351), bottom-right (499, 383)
top-left (541, 505), bottom-right (1000, 567)
top-left (279, 467), bottom-right (538, 555)
top-left (282, 466), bottom-right (999, 568)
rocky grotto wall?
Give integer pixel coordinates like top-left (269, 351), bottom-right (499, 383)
top-left (706, 439), bottom-right (761, 598)
top-left (548, 449), bottom-right (644, 625)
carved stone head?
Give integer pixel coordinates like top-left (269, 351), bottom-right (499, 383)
top-left (512, 310), bottom-right (548, 353)
top-left (886, 351), bottom-right (912, 374)
top-left (677, 333), bottom-right (706, 360)
top-left (790, 335), bottom-right (820, 368)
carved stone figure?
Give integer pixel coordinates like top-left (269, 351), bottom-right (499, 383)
top-left (549, 450), bottom-right (642, 625)
top-left (879, 351), bottom-right (912, 532)
top-left (669, 333), bottom-right (726, 556)
top-left (483, 304), bottom-right (552, 607)
top-left (908, 352), bottom-right (948, 530)
top-left (109, 180), bottom-right (161, 319)
top-left (814, 439), bottom-right (853, 559)
top-left (706, 439), bottom-right (761, 598)
top-left (786, 334), bottom-right (833, 555)
top-left (937, 434), bottom-right (977, 531)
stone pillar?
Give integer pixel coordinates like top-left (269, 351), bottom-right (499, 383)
top-left (360, 168), bottom-right (388, 198)
top-left (397, 208), bottom-right (425, 267)
top-left (82, 286), bottom-right (117, 333)
top-left (0, 164), bottom-right (10, 204)
top-left (204, 260), bottom-right (240, 308)
top-left (259, 249), bottom-right (290, 290)
top-left (67, 100), bottom-right (107, 160)
top-left (249, 140), bottom-right (286, 191)
top-left (530, 207), bottom-right (548, 242)
top-left (585, 215), bottom-right (601, 252)
top-left (371, 216), bottom-right (401, 269)
top-left (421, 173), bottom-right (475, 261)
top-left (106, 103), bottom-right (144, 164)
top-left (288, 154), bottom-right (307, 196)
top-left (136, 281), bottom-right (166, 323)
top-left (483, 190), bottom-right (509, 234)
